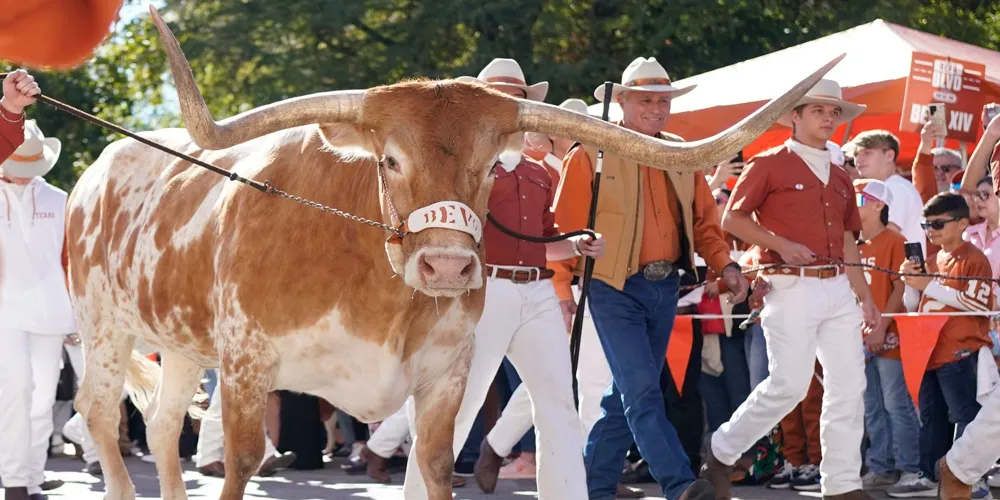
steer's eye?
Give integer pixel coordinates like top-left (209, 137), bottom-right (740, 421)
top-left (381, 155), bottom-right (400, 172)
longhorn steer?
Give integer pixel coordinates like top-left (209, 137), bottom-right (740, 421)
top-left (63, 6), bottom-right (843, 500)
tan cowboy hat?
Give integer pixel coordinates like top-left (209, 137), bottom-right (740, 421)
top-left (595, 56), bottom-right (696, 102)
top-left (777, 79), bottom-right (866, 127)
top-left (457, 58), bottom-right (548, 102)
top-left (0, 120), bottom-right (60, 179)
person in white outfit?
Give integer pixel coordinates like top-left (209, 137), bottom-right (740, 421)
top-left (400, 57), bottom-right (605, 500)
top-left (701, 79), bottom-right (881, 500)
top-left (0, 101), bottom-right (80, 500)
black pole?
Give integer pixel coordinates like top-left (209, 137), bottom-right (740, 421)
top-left (570, 81), bottom-right (614, 408)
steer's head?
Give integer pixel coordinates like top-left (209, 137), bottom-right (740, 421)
top-left (151, 6), bottom-right (846, 298)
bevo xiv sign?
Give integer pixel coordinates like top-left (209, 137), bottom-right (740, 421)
top-left (900, 52), bottom-right (986, 142)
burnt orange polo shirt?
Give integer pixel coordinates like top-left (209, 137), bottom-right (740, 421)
top-left (727, 144), bottom-right (862, 265)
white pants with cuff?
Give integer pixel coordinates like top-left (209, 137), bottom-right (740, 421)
top-left (0, 330), bottom-right (67, 494)
top-left (711, 273), bottom-right (866, 496)
top-left (486, 286), bottom-right (612, 456)
top-left (196, 369), bottom-right (276, 468)
top-left (367, 400), bottom-right (412, 459)
top-left (403, 274), bottom-right (586, 499)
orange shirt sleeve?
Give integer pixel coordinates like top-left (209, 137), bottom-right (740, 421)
top-left (0, 0), bottom-right (124, 70)
top-left (911, 153), bottom-right (937, 203)
top-left (549, 146), bottom-right (593, 301)
top-left (0, 110), bottom-right (24, 161)
top-left (691, 173), bottom-right (733, 275)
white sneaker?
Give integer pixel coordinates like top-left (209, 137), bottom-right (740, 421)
top-left (886, 471), bottom-right (939, 498)
top-left (972, 478), bottom-right (994, 499)
top-left (863, 470), bottom-right (901, 489)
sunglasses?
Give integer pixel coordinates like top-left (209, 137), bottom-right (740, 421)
top-left (855, 193), bottom-right (878, 206)
top-left (975, 190), bottom-right (993, 201)
top-left (920, 218), bottom-right (960, 230)
top-left (934, 164), bottom-right (962, 173)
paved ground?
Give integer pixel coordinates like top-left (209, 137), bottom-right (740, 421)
top-left (34, 455), bottom-right (830, 499)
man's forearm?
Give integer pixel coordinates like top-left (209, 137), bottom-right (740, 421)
top-left (963, 129), bottom-right (1000, 192)
top-left (545, 239), bottom-right (577, 261)
top-left (722, 210), bottom-right (787, 251)
top-left (843, 236), bottom-right (872, 302)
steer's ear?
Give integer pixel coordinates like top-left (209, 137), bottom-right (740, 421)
top-left (318, 123), bottom-right (380, 160)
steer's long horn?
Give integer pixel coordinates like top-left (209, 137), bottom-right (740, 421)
top-left (150, 5), bottom-right (366, 150)
top-left (514, 54), bottom-right (846, 173)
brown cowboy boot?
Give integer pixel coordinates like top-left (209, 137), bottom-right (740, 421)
top-left (678, 478), bottom-right (717, 500)
top-left (360, 446), bottom-right (391, 484)
top-left (823, 490), bottom-right (875, 499)
top-left (473, 438), bottom-right (503, 493)
top-left (616, 483), bottom-right (644, 498)
top-left (937, 457), bottom-right (973, 499)
top-left (699, 439), bottom-right (733, 500)
top-left (198, 461), bottom-right (225, 477)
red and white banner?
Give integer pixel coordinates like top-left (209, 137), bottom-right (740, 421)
top-left (899, 52), bottom-right (986, 142)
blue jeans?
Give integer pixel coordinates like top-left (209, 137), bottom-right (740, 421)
top-left (863, 356), bottom-right (920, 474)
top-left (743, 322), bottom-right (769, 390)
top-left (584, 274), bottom-right (694, 500)
top-left (500, 357), bottom-right (536, 453)
top-left (701, 332), bottom-right (752, 432)
top-left (918, 356), bottom-right (982, 480)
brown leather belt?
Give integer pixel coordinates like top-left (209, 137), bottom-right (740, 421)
top-left (761, 265), bottom-right (844, 279)
top-left (486, 265), bottom-right (554, 283)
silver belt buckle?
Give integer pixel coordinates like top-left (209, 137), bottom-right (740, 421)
top-left (642, 260), bottom-right (674, 281)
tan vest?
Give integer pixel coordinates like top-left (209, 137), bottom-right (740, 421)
top-left (573, 132), bottom-right (699, 291)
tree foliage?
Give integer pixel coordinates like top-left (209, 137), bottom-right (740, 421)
top-left (6, 0), bottom-right (1000, 190)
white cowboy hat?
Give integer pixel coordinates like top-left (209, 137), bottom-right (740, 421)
top-left (777, 79), bottom-right (866, 127)
top-left (457, 58), bottom-right (548, 102)
top-left (594, 56), bottom-right (696, 103)
top-left (559, 98), bottom-right (589, 115)
top-left (0, 120), bottom-right (60, 179)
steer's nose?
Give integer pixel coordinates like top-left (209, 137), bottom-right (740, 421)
top-left (418, 252), bottom-right (476, 289)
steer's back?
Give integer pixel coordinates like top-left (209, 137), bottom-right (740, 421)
top-left (66, 127), bottom-right (270, 365)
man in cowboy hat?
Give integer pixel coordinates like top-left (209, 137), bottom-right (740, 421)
top-left (0, 119), bottom-right (77, 500)
top-left (401, 57), bottom-right (606, 499)
top-left (700, 78), bottom-right (880, 500)
top-left (524, 98), bottom-right (592, 186)
top-left (1, 69), bottom-right (41, 163)
top-left (552, 55), bottom-right (747, 500)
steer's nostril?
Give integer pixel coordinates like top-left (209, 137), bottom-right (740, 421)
top-left (418, 254), bottom-right (435, 277)
top-left (460, 260), bottom-right (475, 278)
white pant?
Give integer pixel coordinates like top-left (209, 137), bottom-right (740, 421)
top-left (367, 400), bottom-right (412, 459)
top-left (196, 369), bottom-right (276, 468)
top-left (946, 379), bottom-right (1000, 484)
top-left (711, 274), bottom-right (866, 496)
top-left (487, 287), bottom-right (612, 456)
top-left (0, 330), bottom-right (66, 494)
top-left (403, 276), bottom-right (585, 499)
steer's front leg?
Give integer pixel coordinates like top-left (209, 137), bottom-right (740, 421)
top-left (401, 342), bottom-right (474, 500)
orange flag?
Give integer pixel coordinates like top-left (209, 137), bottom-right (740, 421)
top-left (0, 0), bottom-right (124, 70)
top-left (666, 316), bottom-right (694, 396)
top-left (894, 314), bottom-right (949, 406)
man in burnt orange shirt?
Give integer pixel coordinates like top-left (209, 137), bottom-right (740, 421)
top-left (852, 179), bottom-right (922, 492)
top-left (0, 70), bottom-right (40, 163)
top-left (701, 79), bottom-right (880, 500)
top-left (553, 56), bottom-right (748, 500)
top-left (893, 192), bottom-right (994, 497)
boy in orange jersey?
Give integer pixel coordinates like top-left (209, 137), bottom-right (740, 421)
top-left (852, 179), bottom-right (922, 492)
top-left (890, 192), bottom-right (994, 498)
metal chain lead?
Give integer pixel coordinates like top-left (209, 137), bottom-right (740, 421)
top-left (263, 181), bottom-right (405, 237)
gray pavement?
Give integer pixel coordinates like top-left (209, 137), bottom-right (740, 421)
top-left (36, 455), bottom-right (833, 499)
